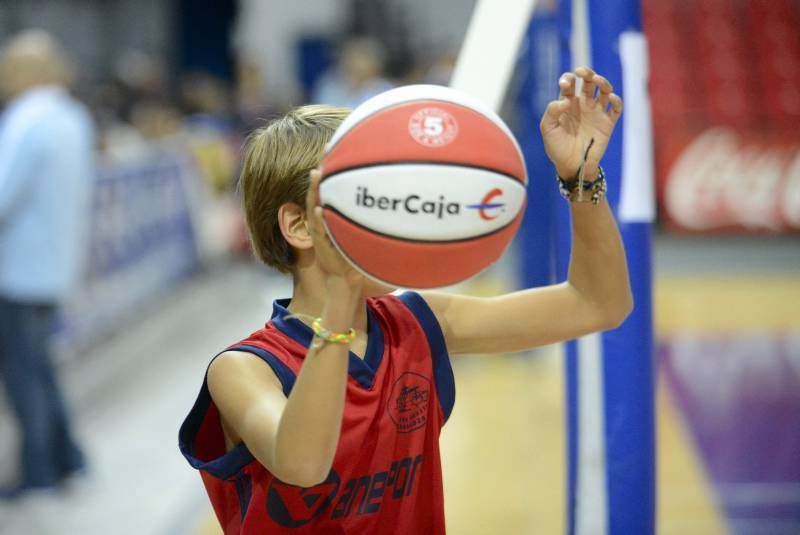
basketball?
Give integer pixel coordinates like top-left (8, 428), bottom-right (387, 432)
top-left (318, 85), bottom-right (528, 288)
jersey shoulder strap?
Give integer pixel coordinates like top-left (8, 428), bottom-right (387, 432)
top-left (376, 291), bottom-right (456, 422)
top-left (226, 323), bottom-right (300, 396)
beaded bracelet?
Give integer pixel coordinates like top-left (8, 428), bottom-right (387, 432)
top-left (311, 317), bottom-right (356, 345)
top-left (558, 165), bottom-right (607, 205)
top-left (557, 137), bottom-right (607, 205)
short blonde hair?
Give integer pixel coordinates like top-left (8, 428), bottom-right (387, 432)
top-left (239, 105), bottom-right (350, 272)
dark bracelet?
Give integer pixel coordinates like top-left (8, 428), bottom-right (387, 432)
top-left (557, 165), bottom-right (607, 204)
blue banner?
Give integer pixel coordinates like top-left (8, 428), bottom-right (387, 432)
top-left (55, 156), bottom-right (200, 355)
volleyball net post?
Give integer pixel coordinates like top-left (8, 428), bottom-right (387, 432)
top-left (517, 0), bottom-right (656, 533)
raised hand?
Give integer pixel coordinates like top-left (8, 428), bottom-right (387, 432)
top-left (539, 66), bottom-right (623, 180)
top-left (306, 169), bottom-right (364, 289)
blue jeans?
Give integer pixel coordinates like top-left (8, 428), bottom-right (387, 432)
top-left (0, 297), bottom-right (85, 488)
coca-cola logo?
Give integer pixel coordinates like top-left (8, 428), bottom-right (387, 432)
top-left (664, 128), bottom-right (800, 231)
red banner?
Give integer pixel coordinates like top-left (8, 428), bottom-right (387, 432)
top-left (644, 0), bottom-right (800, 233)
top-left (660, 128), bottom-right (800, 232)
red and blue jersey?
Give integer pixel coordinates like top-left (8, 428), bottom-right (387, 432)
top-left (179, 292), bottom-right (455, 534)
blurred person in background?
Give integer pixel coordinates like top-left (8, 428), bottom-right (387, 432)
top-left (423, 48), bottom-right (458, 86)
top-left (180, 71), bottom-right (240, 195)
top-left (180, 71), bottom-right (235, 137)
top-left (0, 29), bottom-right (93, 500)
top-left (312, 36), bottom-right (393, 108)
top-left (234, 58), bottom-right (278, 135)
top-left (94, 49), bottom-right (182, 161)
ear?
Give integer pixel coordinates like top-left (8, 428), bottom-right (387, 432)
top-left (277, 202), bottom-right (312, 251)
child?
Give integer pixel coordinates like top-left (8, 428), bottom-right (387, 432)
top-left (179, 67), bottom-right (631, 534)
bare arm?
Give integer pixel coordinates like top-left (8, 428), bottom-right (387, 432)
top-left (423, 67), bottom-right (632, 355)
top-left (208, 170), bottom-right (365, 487)
top-left (208, 282), bottom-right (359, 487)
top-left (423, 198), bottom-right (631, 354)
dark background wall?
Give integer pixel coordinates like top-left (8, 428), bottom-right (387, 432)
top-left (0, 0), bottom-right (176, 78)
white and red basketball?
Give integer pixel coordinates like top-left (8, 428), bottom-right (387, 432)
top-left (319, 85), bottom-right (527, 289)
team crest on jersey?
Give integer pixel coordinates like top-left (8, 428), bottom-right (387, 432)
top-left (388, 372), bottom-right (431, 433)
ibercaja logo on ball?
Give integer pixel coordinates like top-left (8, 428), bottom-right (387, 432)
top-left (354, 186), bottom-right (507, 222)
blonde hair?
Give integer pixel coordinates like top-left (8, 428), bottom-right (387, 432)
top-left (239, 105), bottom-right (350, 272)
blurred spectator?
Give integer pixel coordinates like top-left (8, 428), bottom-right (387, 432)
top-left (423, 48), bottom-right (458, 86)
top-left (180, 71), bottom-right (235, 136)
top-left (0, 29), bottom-right (93, 499)
top-left (90, 50), bottom-right (183, 161)
top-left (234, 58), bottom-right (278, 134)
top-left (179, 71), bottom-right (240, 194)
top-left (312, 36), bottom-right (393, 108)
top-left (109, 49), bottom-right (169, 124)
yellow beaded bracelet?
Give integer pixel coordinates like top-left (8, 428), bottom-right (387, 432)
top-left (311, 318), bottom-right (356, 344)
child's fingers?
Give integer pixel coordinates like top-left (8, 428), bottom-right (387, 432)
top-left (558, 72), bottom-right (577, 99)
top-left (311, 206), bottom-right (332, 243)
top-left (309, 168), bottom-right (322, 186)
top-left (306, 168), bottom-right (323, 214)
top-left (308, 205), bottom-right (323, 234)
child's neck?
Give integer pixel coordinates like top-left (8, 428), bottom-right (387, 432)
top-left (287, 268), bottom-right (369, 336)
